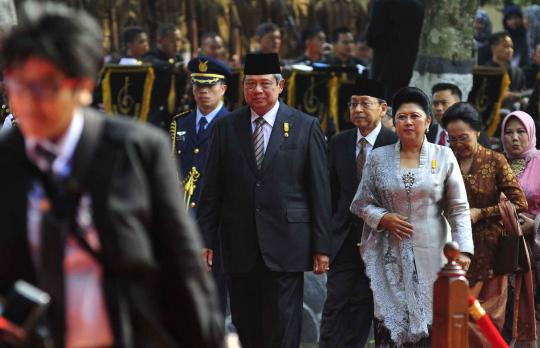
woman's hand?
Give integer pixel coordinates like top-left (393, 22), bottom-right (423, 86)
top-left (456, 253), bottom-right (471, 271)
top-left (519, 213), bottom-right (535, 237)
top-left (378, 213), bottom-right (414, 240)
top-left (470, 208), bottom-right (482, 224)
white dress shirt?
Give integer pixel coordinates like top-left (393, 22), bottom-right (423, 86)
top-left (250, 101), bottom-right (280, 152)
top-left (25, 110), bottom-right (114, 348)
top-left (356, 122), bottom-right (382, 160)
top-left (196, 102), bottom-right (223, 133)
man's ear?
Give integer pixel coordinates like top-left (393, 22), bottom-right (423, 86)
top-left (76, 78), bottom-right (95, 106)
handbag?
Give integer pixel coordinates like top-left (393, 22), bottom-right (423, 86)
top-left (493, 193), bottom-right (531, 275)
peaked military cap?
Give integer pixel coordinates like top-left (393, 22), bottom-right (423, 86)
top-left (244, 53), bottom-right (281, 75)
top-left (188, 56), bottom-right (232, 84)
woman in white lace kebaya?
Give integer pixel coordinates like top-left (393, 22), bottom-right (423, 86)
top-left (350, 87), bottom-right (474, 347)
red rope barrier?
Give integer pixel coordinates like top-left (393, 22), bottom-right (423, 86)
top-left (468, 295), bottom-right (508, 348)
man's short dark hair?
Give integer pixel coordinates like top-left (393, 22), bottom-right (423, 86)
top-left (157, 23), bottom-right (178, 39)
top-left (431, 83), bottom-right (462, 101)
top-left (489, 31), bottom-right (510, 47)
top-left (301, 26), bottom-right (323, 46)
top-left (255, 22), bottom-right (279, 38)
top-left (1, 1), bottom-right (103, 79)
top-left (331, 27), bottom-right (352, 43)
top-left (122, 25), bottom-right (145, 46)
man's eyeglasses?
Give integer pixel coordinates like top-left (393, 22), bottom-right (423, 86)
top-left (4, 77), bottom-right (79, 99)
top-left (244, 80), bottom-right (276, 90)
top-left (448, 134), bottom-right (471, 144)
top-left (347, 101), bottom-right (380, 110)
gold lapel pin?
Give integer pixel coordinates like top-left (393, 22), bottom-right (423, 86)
top-left (284, 122), bottom-right (289, 137)
top-left (431, 159), bottom-right (437, 174)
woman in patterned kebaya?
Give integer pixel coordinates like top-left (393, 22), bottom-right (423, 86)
top-left (443, 102), bottom-right (528, 347)
top-left (350, 87), bottom-right (473, 347)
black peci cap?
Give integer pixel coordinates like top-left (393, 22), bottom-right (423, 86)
top-left (244, 53), bottom-right (281, 75)
top-left (352, 79), bottom-right (386, 100)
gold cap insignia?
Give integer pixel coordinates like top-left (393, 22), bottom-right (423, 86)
top-left (199, 59), bottom-right (208, 72)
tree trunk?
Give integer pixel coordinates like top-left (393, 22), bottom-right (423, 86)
top-left (410, 0), bottom-right (479, 98)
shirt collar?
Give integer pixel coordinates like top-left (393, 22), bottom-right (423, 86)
top-left (196, 102), bottom-right (223, 126)
top-left (250, 101), bottom-right (280, 127)
top-left (357, 122), bottom-right (382, 146)
top-left (25, 109), bottom-right (84, 176)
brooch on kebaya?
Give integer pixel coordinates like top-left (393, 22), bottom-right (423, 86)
top-left (284, 122), bottom-right (289, 137)
top-left (431, 160), bottom-right (437, 174)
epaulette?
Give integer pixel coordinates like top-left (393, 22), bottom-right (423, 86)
top-left (171, 109), bottom-right (192, 121)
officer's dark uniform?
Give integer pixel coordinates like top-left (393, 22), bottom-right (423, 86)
top-left (143, 49), bottom-right (187, 130)
top-left (171, 56), bottom-right (231, 317)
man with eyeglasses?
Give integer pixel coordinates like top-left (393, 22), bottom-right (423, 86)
top-left (319, 78), bottom-right (397, 348)
top-left (197, 52), bottom-right (331, 348)
top-left (0, 2), bottom-right (223, 347)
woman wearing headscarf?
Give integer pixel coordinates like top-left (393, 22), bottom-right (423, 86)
top-left (442, 102), bottom-right (528, 347)
top-left (500, 110), bottom-right (539, 347)
top-left (350, 87), bottom-right (473, 347)
top-left (504, 4), bottom-right (529, 68)
top-left (475, 9), bottom-right (493, 65)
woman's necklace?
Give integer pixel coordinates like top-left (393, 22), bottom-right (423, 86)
top-left (509, 158), bottom-right (527, 177)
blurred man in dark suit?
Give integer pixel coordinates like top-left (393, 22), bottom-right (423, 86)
top-left (0, 2), bottom-right (223, 347)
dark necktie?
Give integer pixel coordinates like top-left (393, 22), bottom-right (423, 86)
top-left (34, 145), bottom-right (67, 344)
top-left (253, 117), bottom-right (265, 170)
top-left (438, 130), bottom-right (447, 146)
top-left (196, 117), bottom-right (208, 142)
top-left (356, 138), bottom-right (368, 181)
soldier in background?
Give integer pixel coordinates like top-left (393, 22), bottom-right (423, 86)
top-left (294, 26), bottom-right (327, 65)
top-left (143, 23), bottom-right (188, 130)
top-left (200, 33), bottom-right (229, 64)
top-left (189, 0), bottom-right (241, 66)
top-left (325, 27), bottom-right (365, 68)
top-left (315, 0), bottom-right (368, 39)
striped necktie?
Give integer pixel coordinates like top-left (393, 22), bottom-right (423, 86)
top-left (253, 117), bottom-right (265, 170)
top-left (356, 138), bottom-right (368, 181)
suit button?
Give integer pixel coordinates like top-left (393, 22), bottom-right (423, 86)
top-left (255, 208), bottom-right (260, 212)
top-left (194, 148), bottom-right (200, 154)
top-left (190, 202), bottom-right (196, 208)
top-left (177, 150), bottom-right (182, 155)
top-left (256, 181), bottom-right (261, 187)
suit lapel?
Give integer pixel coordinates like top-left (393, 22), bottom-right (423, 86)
top-left (185, 112), bottom-right (197, 144)
top-left (198, 106), bottom-right (227, 144)
top-left (234, 107), bottom-right (258, 174)
top-left (70, 109), bottom-right (105, 183)
top-left (347, 129), bottom-right (359, 186)
top-left (260, 104), bottom-right (289, 174)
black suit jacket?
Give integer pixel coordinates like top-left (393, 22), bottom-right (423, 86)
top-left (0, 108), bottom-right (223, 348)
top-left (197, 103), bottom-right (331, 273)
top-left (328, 126), bottom-right (397, 259)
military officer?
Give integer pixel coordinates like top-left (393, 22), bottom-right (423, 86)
top-left (173, 56), bottom-right (232, 212)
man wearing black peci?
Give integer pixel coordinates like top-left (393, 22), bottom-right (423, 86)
top-left (319, 79), bottom-right (397, 348)
top-left (197, 52), bottom-right (331, 348)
